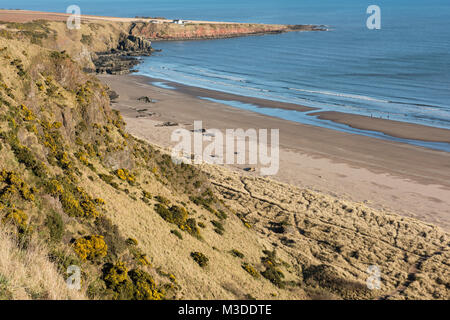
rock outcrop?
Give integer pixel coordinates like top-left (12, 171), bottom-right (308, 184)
top-left (92, 34), bottom-right (154, 75)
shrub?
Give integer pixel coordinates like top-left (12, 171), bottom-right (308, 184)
top-left (155, 195), bottom-right (170, 205)
top-left (102, 263), bottom-right (164, 300)
top-left (46, 210), bottom-right (64, 242)
top-left (75, 151), bottom-right (89, 166)
top-left (73, 235), bottom-right (108, 261)
top-left (102, 261), bottom-right (129, 291)
top-left (191, 252), bottom-right (208, 268)
top-left (230, 249), bottom-right (245, 259)
top-left (20, 104), bottom-right (35, 121)
top-left (128, 269), bottom-right (164, 300)
top-left (242, 263), bottom-right (260, 278)
top-left (156, 204), bottom-right (200, 238)
top-left (142, 191), bottom-right (152, 200)
top-left (95, 198), bottom-right (105, 205)
top-left (2, 208), bottom-right (28, 233)
top-left (0, 170), bottom-right (35, 201)
top-left (190, 190), bottom-right (214, 209)
top-left (94, 216), bottom-right (126, 260)
top-left (211, 220), bottom-right (225, 235)
top-left (47, 180), bottom-right (101, 219)
top-left (261, 265), bottom-right (285, 288)
top-left (155, 204), bottom-right (185, 225)
top-left (126, 238), bottom-right (138, 246)
top-left (98, 173), bottom-right (119, 189)
top-left (133, 251), bottom-right (151, 267)
top-left (115, 169), bottom-right (135, 185)
top-left (260, 250), bottom-right (285, 288)
top-left (171, 229), bottom-right (183, 240)
top-left (216, 210), bottom-right (228, 220)
top-left (9, 139), bottom-right (46, 177)
top-left (56, 151), bottom-right (72, 170)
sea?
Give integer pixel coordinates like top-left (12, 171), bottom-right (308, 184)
top-left (6, 0), bottom-right (450, 150)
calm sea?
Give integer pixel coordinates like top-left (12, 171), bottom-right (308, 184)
top-left (6, 0), bottom-right (450, 148)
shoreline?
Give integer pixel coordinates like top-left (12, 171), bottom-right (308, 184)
top-left (143, 75), bottom-right (316, 112)
top-left (134, 74), bottom-right (450, 146)
top-left (99, 73), bottom-right (450, 231)
top-left (310, 111), bottom-right (450, 144)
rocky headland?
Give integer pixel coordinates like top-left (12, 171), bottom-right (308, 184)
top-left (0, 10), bottom-right (327, 75)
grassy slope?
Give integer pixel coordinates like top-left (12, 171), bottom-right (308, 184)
top-left (0, 21), bottom-right (448, 300)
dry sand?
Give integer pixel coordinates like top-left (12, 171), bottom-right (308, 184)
top-left (98, 74), bottom-right (450, 231)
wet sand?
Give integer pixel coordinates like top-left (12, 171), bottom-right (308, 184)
top-left (98, 74), bottom-right (450, 230)
top-left (311, 111), bottom-right (450, 144)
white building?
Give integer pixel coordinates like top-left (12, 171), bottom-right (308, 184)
top-left (173, 19), bottom-right (185, 25)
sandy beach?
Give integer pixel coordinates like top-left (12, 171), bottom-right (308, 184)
top-left (98, 74), bottom-right (450, 231)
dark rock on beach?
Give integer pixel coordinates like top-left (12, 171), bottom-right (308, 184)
top-left (138, 96), bottom-right (156, 103)
top-left (157, 121), bottom-right (179, 127)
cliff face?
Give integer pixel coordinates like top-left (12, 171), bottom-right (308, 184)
top-left (130, 22), bottom-right (321, 40)
top-left (0, 20), bottom-right (153, 74)
top-left (0, 17), bottom-right (324, 75)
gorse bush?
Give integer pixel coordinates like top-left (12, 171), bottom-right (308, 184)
top-left (191, 252), bottom-right (209, 268)
top-left (75, 150), bottom-right (90, 166)
top-left (230, 249), bottom-right (245, 259)
top-left (102, 261), bottom-right (164, 300)
top-left (7, 134), bottom-right (46, 178)
top-left (260, 250), bottom-right (285, 288)
top-left (211, 220), bottom-right (225, 235)
top-left (98, 173), bottom-right (119, 189)
top-left (128, 269), bottom-right (164, 300)
top-left (103, 261), bottom-right (129, 291)
top-left (19, 104), bottom-right (35, 122)
top-left (242, 263), bottom-right (260, 278)
top-left (156, 204), bottom-right (187, 226)
top-left (0, 170), bottom-right (36, 202)
top-left (73, 235), bottom-right (108, 261)
top-left (171, 229), bottom-right (183, 240)
top-left (155, 195), bottom-right (170, 205)
top-left (155, 204), bottom-right (201, 238)
top-left (2, 207), bottom-right (29, 233)
top-left (115, 169), bottom-right (135, 185)
top-left (93, 216), bottom-right (127, 260)
top-left (126, 238), bottom-right (138, 246)
top-left (46, 210), bottom-right (64, 242)
top-left (46, 178), bottom-right (102, 219)
top-left (56, 151), bottom-right (72, 170)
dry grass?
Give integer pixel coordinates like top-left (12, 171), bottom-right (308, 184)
top-left (0, 224), bottom-right (86, 300)
top-left (199, 163), bottom-right (450, 300)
